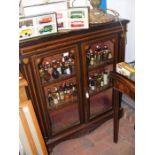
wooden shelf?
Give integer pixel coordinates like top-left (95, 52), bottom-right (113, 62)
top-left (48, 98), bottom-right (78, 113)
top-left (88, 59), bottom-right (114, 72)
top-left (41, 73), bottom-right (76, 87)
top-left (89, 84), bottom-right (112, 97)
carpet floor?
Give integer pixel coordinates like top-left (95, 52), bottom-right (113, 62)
top-left (50, 105), bottom-right (135, 155)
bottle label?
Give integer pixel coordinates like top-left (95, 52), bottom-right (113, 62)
top-left (101, 81), bottom-right (104, 87)
top-left (91, 86), bottom-right (95, 91)
top-left (104, 74), bottom-right (108, 85)
top-left (53, 98), bottom-right (58, 105)
top-left (66, 68), bottom-right (71, 75)
top-left (57, 67), bottom-right (62, 74)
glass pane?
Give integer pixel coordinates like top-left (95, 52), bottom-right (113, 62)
top-left (38, 49), bottom-right (76, 85)
top-left (37, 47), bottom-right (81, 134)
top-left (44, 75), bottom-right (80, 134)
top-left (84, 39), bottom-right (114, 119)
top-left (90, 88), bottom-right (112, 118)
top-left (89, 65), bottom-right (113, 118)
top-left (86, 40), bottom-right (114, 70)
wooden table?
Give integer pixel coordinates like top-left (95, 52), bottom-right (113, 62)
top-left (110, 71), bottom-right (135, 143)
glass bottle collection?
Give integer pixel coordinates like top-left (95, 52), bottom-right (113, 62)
top-left (39, 51), bottom-right (75, 83)
top-left (89, 70), bottom-right (110, 94)
top-left (86, 44), bottom-right (112, 67)
top-left (47, 82), bottom-right (78, 109)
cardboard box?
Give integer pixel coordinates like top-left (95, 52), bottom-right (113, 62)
top-left (116, 62), bottom-right (135, 81)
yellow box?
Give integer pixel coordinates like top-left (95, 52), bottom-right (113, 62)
top-left (116, 62), bottom-right (135, 81)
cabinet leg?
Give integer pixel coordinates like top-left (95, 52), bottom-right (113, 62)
top-left (113, 89), bottom-right (121, 143)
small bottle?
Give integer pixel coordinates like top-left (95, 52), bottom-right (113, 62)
top-left (52, 61), bottom-right (60, 79)
top-left (39, 64), bottom-right (44, 79)
top-left (65, 62), bottom-right (72, 75)
top-left (86, 48), bottom-right (91, 66)
top-left (95, 45), bottom-right (101, 62)
top-left (108, 51), bottom-right (112, 59)
top-left (56, 60), bottom-right (62, 75)
top-left (63, 52), bottom-right (69, 61)
top-left (47, 88), bottom-right (53, 108)
top-left (43, 63), bottom-right (51, 81)
top-left (54, 87), bottom-right (60, 101)
top-left (90, 77), bottom-right (95, 91)
top-left (103, 45), bottom-right (109, 60)
top-left (47, 63), bottom-right (52, 75)
top-left (69, 50), bottom-right (75, 59)
top-left (90, 49), bottom-right (95, 66)
top-left (59, 85), bottom-right (65, 101)
top-left (52, 88), bottom-right (59, 106)
top-left (94, 50), bottom-right (97, 63)
top-left (103, 71), bottom-right (109, 85)
top-left (61, 61), bottom-right (66, 74)
top-left (72, 83), bottom-right (77, 98)
top-left (100, 74), bottom-right (104, 87)
top-left (53, 94), bottom-right (59, 105)
top-left (64, 83), bottom-right (70, 101)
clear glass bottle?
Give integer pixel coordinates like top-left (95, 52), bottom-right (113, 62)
top-left (72, 83), bottom-right (77, 98)
top-left (90, 77), bottom-right (95, 91)
top-left (65, 62), bottom-right (72, 75)
top-left (39, 64), bottom-right (44, 79)
top-left (54, 87), bottom-right (60, 101)
top-left (56, 60), bottom-right (62, 75)
top-left (47, 88), bottom-right (53, 108)
top-left (59, 85), bottom-right (65, 101)
top-left (103, 45), bottom-right (109, 60)
top-left (103, 71), bottom-right (109, 85)
top-left (108, 51), bottom-right (112, 59)
top-left (43, 63), bottom-right (51, 81)
top-left (52, 61), bottom-right (60, 79)
top-left (86, 47), bottom-right (91, 66)
top-left (90, 49), bottom-right (95, 66)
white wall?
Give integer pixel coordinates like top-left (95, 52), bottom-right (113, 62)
top-left (107, 0), bottom-right (135, 62)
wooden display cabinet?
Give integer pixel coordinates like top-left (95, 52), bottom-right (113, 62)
top-left (19, 19), bottom-right (129, 151)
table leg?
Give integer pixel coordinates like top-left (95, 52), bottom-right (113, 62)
top-left (113, 89), bottom-right (121, 143)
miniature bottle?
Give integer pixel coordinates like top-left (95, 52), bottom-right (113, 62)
top-left (64, 83), bottom-right (70, 101)
top-left (47, 88), bottom-right (53, 108)
top-left (90, 49), bottom-right (95, 66)
top-left (103, 45), bottom-right (109, 60)
top-left (100, 74), bottom-right (104, 87)
top-left (43, 63), bottom-right (51, 81)
top-left (108, 51), bottom-right (112, 59)
top-left (90, 77), bottom-right (95, 91)
top-left (46, 63), bottom-right (52, 75)
top-left (59, 85), bottom-right (65, 101)
top-left (52, 61), bottom-right (60, 79)
top-left (54, 87), bottom-right (60, 101)
top-left (72, 83), bottom-right (77, 99)
top-left (53, 94), bottom-right (59, 105)
top-left (65, 62), bottom-right (72, 75)
top-left (103, 71), bottom-right (109, 85)
top-left (56, 60), bottom-right (62, 75)
top-left (63, 52), bottom-right (69, 61)
top-left (39, 64), bottom-right (44, 79)
top-left (61, 61), bottom-right (66, 74)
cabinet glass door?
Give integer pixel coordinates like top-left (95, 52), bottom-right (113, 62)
top-left (82, 38), bottom-right (116, 119)
top-left (34, 46), bottom-right (82, 135)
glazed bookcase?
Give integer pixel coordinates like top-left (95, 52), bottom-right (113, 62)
top-left (19, 19), bottom-right (129, 152)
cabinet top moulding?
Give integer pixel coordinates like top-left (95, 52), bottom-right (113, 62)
top-left (19, 19), bottom-right (129, 56)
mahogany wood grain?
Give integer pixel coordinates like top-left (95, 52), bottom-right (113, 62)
top-left (20, 19), bottom-right (129, 151)
top-left (110, 71), bottom-right (135, 143)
